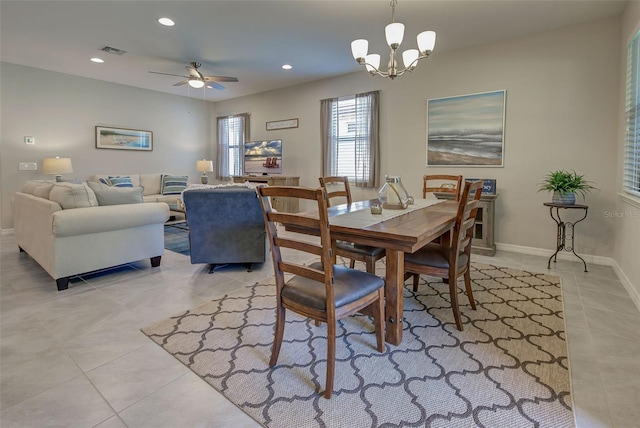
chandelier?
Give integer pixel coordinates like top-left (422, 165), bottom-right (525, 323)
top-left (350, 0), bottom-right (436, 79)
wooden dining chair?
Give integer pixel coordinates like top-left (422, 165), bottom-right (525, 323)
top-left (257, 185), bottom-right (385, 399)
top-left (423, 174), bottom-right (464, 201)
top-left (319, 176), bottom-right (385, 274)
top-left (405, 180), bottom-right (483, 331)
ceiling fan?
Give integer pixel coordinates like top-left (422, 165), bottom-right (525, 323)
top-left (149, 62), bottom-right (238, 90)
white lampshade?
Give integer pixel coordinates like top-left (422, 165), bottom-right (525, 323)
top-left (43, 157), bottom-right (73, 181)
top-left (417, 30), bottom-right (436, 53)
top-left (351, 39), bottom-right (369, 60)
top-left (402, 49), bottom-right (419, 69)
top-left (385, 22), bottom-right (405, 47)
top-left (196, 159), bottom-right (213, 172)
top-left (188, 79), bottom-right (205, 89)
top-left (365, 54), bottom-right (381, 72)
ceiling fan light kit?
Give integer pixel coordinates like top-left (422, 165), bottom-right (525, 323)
top-left (351, 0), bottom-right (436, 79)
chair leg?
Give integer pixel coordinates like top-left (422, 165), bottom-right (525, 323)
top-left (449, 278), bottom-right (464, 331)
top-left (314, 320), bottom-right (321, 327)
top-left (349, 259), bottom-right (356, 269)
top-left (372, 290), bottom-right (385, 352)
top-left (365, 257), bottom-right (375, 274)
top-left (324, 321), bottom-right (336, 399)
top-left (464, 269), bottom-right (476, 310)
top-left (269, 305), bottom-right (286, 367)
top-left (412, 273), bottom-right (420, 292)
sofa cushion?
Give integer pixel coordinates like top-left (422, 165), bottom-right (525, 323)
top-left (161, 175), bottom-right (188, 195)
top-left (108, 175), bottom-right (134, 187)
top-left (21, 180), bottom-right (55, 199)
top-left (139, 174), bottom-right (163, 196)
top-left (49, 183), bottom-right (99, 209)
top-left (90, 174), bottom-right (141, 187)
top-left (87, 181), bottom-right (144, 206)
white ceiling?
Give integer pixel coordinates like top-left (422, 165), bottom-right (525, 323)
top-left (0, 0), bottom-right (628, 102)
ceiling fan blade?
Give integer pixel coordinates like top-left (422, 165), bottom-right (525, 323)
top-left (204, 76), bottom-right (239, 83)
top-left (206, 82), bottom-right (226, 90)
top-left (173, 79), bottom-right (189, 87)
top-left (149, 71), bottom-right (189, 78)
top-left (185, 65), bottom-right (202, 79)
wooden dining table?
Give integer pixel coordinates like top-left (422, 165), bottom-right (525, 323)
top-left (325, 198), bottom-right (459, 346)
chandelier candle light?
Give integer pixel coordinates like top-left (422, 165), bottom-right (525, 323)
top-left (351, 0), bottom-right (436, 79)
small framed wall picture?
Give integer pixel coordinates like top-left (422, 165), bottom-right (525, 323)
top-left (95, 126), bottom-right (153, 151)
top-left (266, 118), bottom-right (298, 131)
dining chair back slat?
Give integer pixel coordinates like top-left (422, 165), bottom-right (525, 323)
top-left (423, 174), bottom-right (464, 201)
top-left (319, 176), bottom-right (352, 206)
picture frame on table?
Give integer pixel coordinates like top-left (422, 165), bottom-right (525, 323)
top-left (467, 178), bottom-right (497, 195)
top-left (95, 126), bottom-right (153, 151)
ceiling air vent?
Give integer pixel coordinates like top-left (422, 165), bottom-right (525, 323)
top-left (99, 46), bottom-right (127, 55)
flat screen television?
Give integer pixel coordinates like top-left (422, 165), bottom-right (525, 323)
top-left (244, 139), bottom-right (282, 175)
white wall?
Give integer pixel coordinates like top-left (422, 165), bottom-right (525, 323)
top-left (0, 63), bottom-right (214, 229)
top-left (214, 17), bottom-right (621, 258)
top-left (615, 2), bottom-right (640, 304)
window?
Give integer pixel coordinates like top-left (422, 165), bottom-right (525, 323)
top-left (217, 113), bottom-right (249, 179)
top-left (625, 31), bottom-right (640, 197)
top-left (320, 91), bottom-right (379, 187)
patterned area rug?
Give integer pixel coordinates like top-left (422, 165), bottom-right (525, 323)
top-left (142, 263), bottom-right (573, 428)
top-left (164, 222), bottom-right (189, 256)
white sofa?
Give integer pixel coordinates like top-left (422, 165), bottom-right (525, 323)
top-left (13, 180), bottom-right (170, 291)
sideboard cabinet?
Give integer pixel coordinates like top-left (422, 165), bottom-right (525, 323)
top-left (435, 192), bottom-right (498, 256)
top-left (233, 175), bottom-right (300, 213)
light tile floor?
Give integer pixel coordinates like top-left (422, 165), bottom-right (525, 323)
top-left (1, 233), bottom-right (638, 428)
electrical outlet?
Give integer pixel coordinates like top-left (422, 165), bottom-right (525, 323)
top-left (24, 136), bottom-right (35, 145)
top-left (19, 162), bottom-right (37, 171)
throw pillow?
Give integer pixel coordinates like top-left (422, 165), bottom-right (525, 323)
top-left (86, 181), bottom-right (144, 206)
top-left (98, 177), bottom-right (111, 185)
top-left (108, 175), bottom-right (133, 188)
top-left (49, 183), bottom-right (99, 209)
top-left (161, 174), bottom-right (188, 195)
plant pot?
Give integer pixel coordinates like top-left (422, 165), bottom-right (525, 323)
top-left (552, 191), bottom-right (576, 205)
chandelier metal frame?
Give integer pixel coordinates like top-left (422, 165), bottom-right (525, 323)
top-left (351, 0), bottom-right (436, 79)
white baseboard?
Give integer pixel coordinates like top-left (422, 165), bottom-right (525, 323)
top-left (611, 259), bottom-right (640, 312)
top-left (495, 242), bottom-right (613, 266)
top-left (1, 228), bottom-right (14, 236)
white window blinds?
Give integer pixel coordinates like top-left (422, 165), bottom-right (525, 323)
top-left (625, 31), bottom-right (640, 197)
top-left (320, 91), bottom-right (380, 187)
top-left (217, 113), bottom-right (249, 179)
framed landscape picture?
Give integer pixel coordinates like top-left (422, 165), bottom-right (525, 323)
top-left (95, 126), bottom-right (153, 151)
top-left (427, 90), bottom-right (505, 167)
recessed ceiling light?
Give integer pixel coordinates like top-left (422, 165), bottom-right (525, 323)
top-left (157, 17), bottom-right (175, 26)
top-left (90, 57), bottom-right (104, 63)
top-left (282, 64), bottom-right (292, 70)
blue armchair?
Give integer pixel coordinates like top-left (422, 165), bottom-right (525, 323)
top-left (183, 187), bottom-right (266, 272)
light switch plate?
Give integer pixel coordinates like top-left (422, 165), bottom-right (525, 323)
top-left (19, 162), bottom-right (37, 171)
top-left (24, 136), bottom-right (35, 144)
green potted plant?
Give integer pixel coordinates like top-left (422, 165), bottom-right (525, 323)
top-left (538, 170), bottom-right (596, 204)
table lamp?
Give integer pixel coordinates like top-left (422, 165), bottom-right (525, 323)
top-left (196, 159), bottom-right (213, 184)
top-left (43, 157), bottom-right (73, 182)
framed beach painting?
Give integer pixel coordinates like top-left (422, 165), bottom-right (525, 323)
top-left (427, 90), bottom-right (505, 167)
top-left (95, 126), bottom-right (153, 151)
